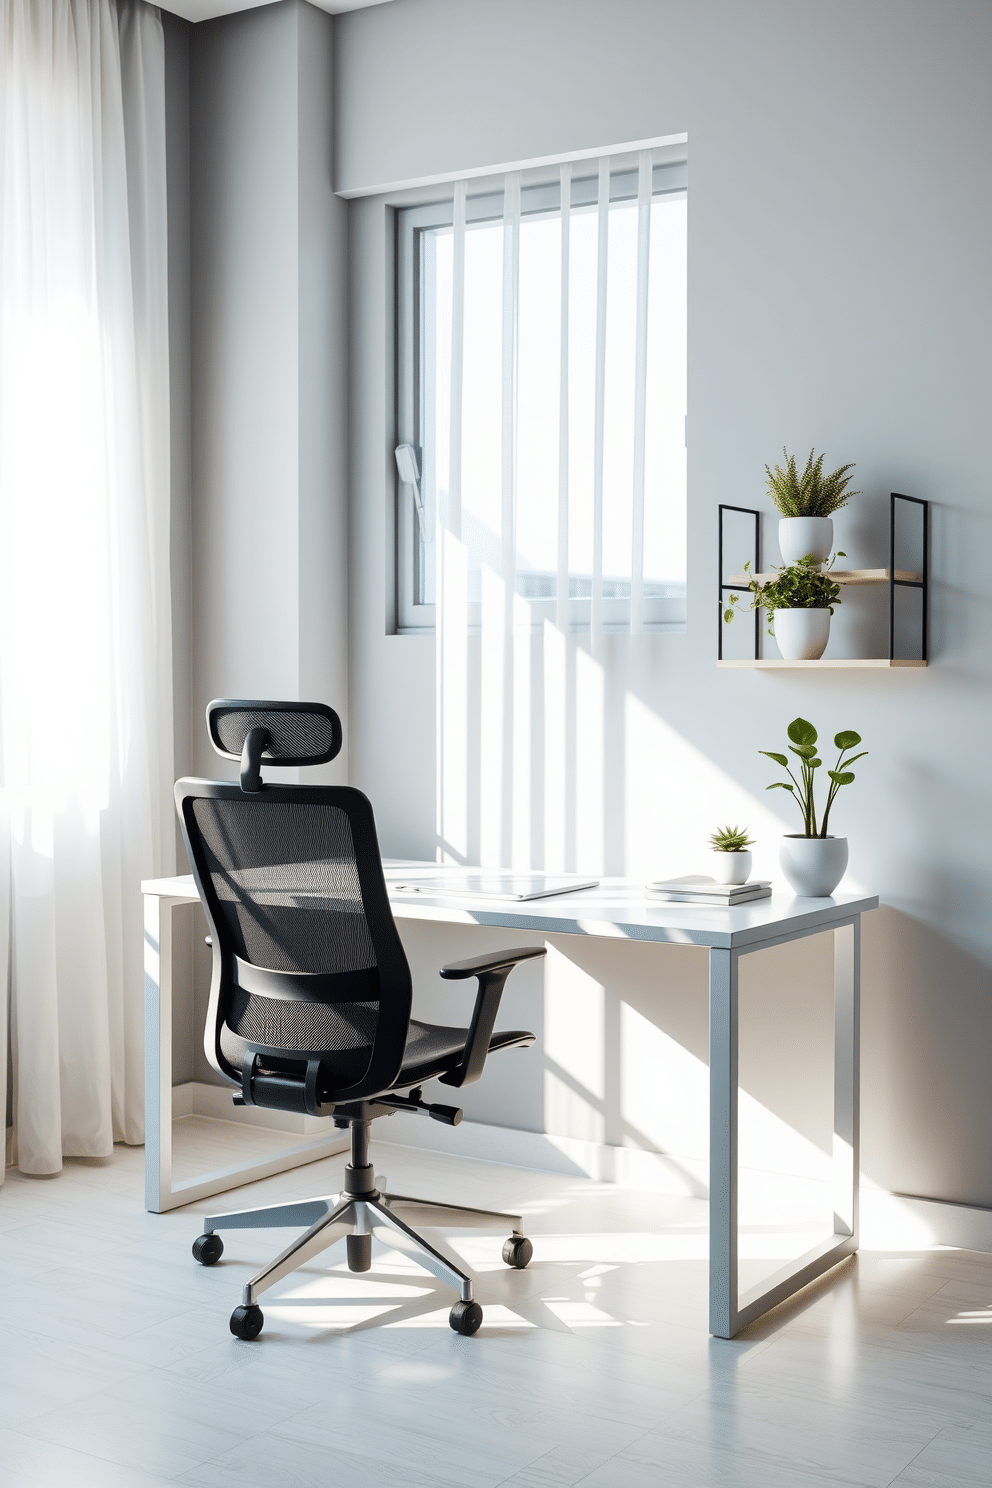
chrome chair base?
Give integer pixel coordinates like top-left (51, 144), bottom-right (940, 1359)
top-left (200, 1179), bottom-right (527, 1308)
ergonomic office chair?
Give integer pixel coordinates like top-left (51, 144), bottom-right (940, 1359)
top-left (176, 700), bottom-right (544, 1339)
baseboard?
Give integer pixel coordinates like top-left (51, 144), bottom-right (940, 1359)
top-left (172, 1081), bottom-right (329, 1137)
top-left (859, 1189), bottom-right (992, 1254)
top-left (378, 1109), bottom-right (710, 1193)
top-left (163, 1091), bottom-right (992, 1255)
top-left (380, 1112), bottom-right (992, 1255)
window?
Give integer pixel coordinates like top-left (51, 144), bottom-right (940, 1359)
top-left (395, 155), bottom-right (687, 633)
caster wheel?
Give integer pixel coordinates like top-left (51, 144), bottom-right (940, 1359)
top-left (192, 1233), bottom-right (224, 1266)
top-left (449, 1300), bottom-right (483, 1336)
top-left (502, 1235), bottom-right (533, 1269)
top-left (347, 1234), bottom-right (372, 1273)
top-left (230, 1304), bottom-right (264, 1341)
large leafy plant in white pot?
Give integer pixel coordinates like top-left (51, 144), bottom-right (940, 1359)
top-left (761, 717), bottom-right (867, 897)
top-left (724, 554), bottom-right (842, 660)
top-left (766, 448), bottom-right (860, 565)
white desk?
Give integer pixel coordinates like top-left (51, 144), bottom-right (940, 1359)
top-left (142, 868), bottom-right (877, 1338)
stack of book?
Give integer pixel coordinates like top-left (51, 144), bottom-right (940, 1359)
top-left (645, 875), bottom-right (772, 906)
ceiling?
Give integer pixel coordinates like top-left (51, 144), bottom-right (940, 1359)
top-left (158, 0), bottom-right (393, 22)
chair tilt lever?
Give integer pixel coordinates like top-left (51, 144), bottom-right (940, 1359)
top-left (378, 1092), bottom-right (463, 1126)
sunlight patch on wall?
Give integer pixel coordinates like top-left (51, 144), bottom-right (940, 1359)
top-left (544, 1069), bottom-right (605, 1144)
top-left (621, 1001), bottom-right (832, 1182)
top-left (543, 943), bottom-right (605, 1142)
top-left (624, 691), bottom-right (788, 882)
top-left (623, 691), bottom-right (868, 891)
top-left (620, 999), bottom-right (707, 1156)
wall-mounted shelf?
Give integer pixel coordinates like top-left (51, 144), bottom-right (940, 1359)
top-left (726, 568), bottom-right (921, 587)
top-left (718, 494), bottom-right (929, 666)
top-left (717, 658), bottom-right (927, 669)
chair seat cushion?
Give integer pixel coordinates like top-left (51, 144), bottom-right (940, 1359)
top-left (220, 1011), bottom-right (534, 1097)
top-left (399, 1020), bottom-right (534, 1087)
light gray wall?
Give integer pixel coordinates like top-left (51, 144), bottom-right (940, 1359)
top-left (190, 1), bottom-right (300, 779)
top-left (189, 0), bottom-right (348, 782)
top-left (184, 0), bottom-right (349, 1083)
top-left (299, 2), bottom-right (349, 716)
top-left (339, 0), bottom-right (992, 1207)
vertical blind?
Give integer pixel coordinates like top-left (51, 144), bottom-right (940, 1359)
top-left (431, 150), bottom-right (687, 871)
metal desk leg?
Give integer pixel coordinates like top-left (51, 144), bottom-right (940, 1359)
top-left (833, 920), bottom-right (860, 1244)
top-left (708, 919), bottom-right (862, 1338)
top-left (143, 893), bottom-right (348, 1214)
top-left (708, 947), bottom-right (739, 1338)
top-left (144, 892), bottom-right (175, 1213)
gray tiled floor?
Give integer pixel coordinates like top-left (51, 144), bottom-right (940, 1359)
top-left (1, 1139), bottom-right (990, 1487)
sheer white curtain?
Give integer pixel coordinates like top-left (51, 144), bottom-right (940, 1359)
top-left (0, 0), bottom-right (173, 1179)
top-left (434, 153), bottom-right (687, 872)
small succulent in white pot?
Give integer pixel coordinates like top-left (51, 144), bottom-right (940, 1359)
top-left (724, 554), bottom-right (843, 660)
top-left (708, 824), bottom-right (754, 885)
top-left (765, 447), bottom-right (860, 566)
top-left (761, 717), bottom-right (867, 897)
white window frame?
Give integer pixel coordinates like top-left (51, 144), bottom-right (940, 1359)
top-left (395, 160), bottom-right (688, 634)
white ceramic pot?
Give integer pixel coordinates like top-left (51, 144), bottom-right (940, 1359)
top-left (779, 835), bottom-right (848, 897)
top-left (773, 607), bottom-right (830, 660)
top-left (778, 516), bottom-right (833, 566)
top-left (710, 850), bottom-right (751, 885)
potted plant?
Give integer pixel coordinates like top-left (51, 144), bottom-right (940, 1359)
top-left (761, 717), bottom-right (867, 896)
top-left (724, 554), bottom-right (843, 660)
top-left (708, 824), bottom-right (754, 884)
top-left (766, 447), bottom-right (860, 566)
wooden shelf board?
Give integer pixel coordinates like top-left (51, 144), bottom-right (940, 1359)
top-left (725, 568), bottom-right (921, 587)
top-left (716, 658), bottom-right (927, 669)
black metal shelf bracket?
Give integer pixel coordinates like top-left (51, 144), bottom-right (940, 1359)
top-left (889, 492), bottom-right (929, 663)
top-left (718, 504), bottom-right (760, 661)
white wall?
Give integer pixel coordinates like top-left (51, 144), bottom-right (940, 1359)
top-left (340, 0), bottom-right (992, 1206)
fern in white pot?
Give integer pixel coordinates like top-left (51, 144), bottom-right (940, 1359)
top-left (766, 448), bottom-right (860, 565)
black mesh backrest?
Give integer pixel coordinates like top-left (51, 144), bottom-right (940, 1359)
top-left (176, 778), bottom-right (412, 1103)
top-left (190, 797), bottom-right (376, 974)
top-left (207, 699), bottom-right (342, 766)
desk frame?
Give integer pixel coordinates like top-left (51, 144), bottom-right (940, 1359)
top-left (143, 874), bottom-right (868, 1336)
top-left (143, 890), bottom-right (346, 1214)
top-left (708, 918), bottom-right (859, 1338)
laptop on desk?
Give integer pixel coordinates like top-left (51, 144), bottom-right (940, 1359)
top-left (389, 872), bottom-right (599, 902)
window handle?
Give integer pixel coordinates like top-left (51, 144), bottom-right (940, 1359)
top-left (394, 444), bottom-right (425, 525)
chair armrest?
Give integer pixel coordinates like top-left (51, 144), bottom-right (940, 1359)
top-left (440, 946), bottom-right (546, 980)
top-left (438, 946), bottom-right (546, 1089)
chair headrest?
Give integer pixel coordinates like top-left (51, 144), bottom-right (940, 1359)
top-left (206, 700), bottom-right (343, 777)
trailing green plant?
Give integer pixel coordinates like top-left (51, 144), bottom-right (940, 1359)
top-left (765, 448), bottom-right (860, 518)
top-left (709, 824), bottom-right (754, 853)
top-left (761, 717), bottom-right (867, 838)
top-left (724, 554), bottom-right (844, 634)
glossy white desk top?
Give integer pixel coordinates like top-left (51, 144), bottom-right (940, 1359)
top-left (142, 863), bottom-right (877, 951)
